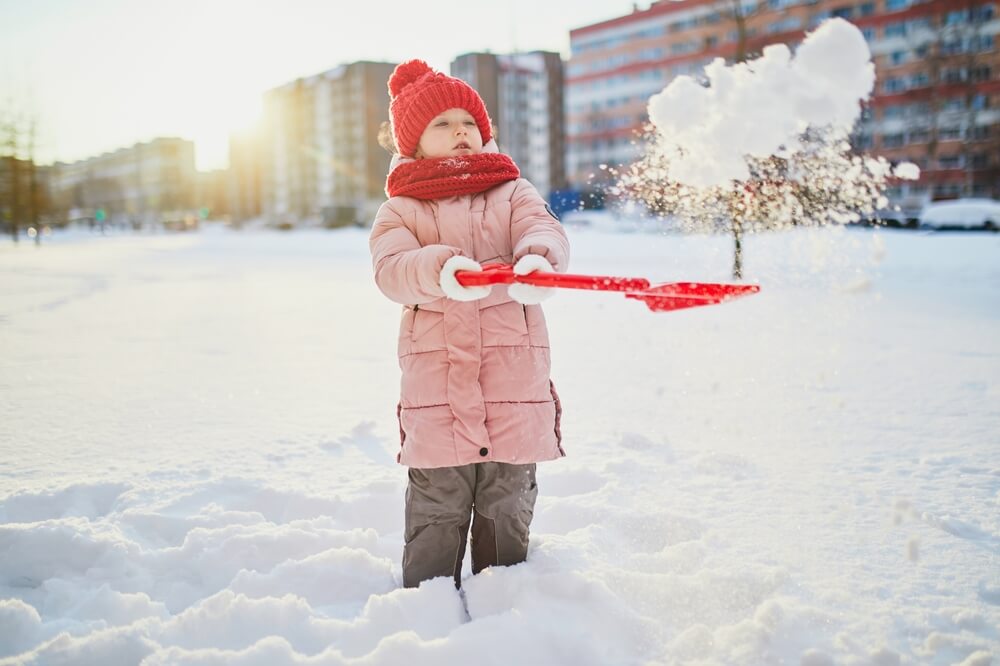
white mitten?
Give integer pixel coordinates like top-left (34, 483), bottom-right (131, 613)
top-left (508, 254), bottom-right (555, 305)
top-left (440, 255), bottom-right (492, 301)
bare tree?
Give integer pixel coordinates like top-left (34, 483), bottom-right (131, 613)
top-left (1, 97), bottom-right (50, 243)
top-left (1, 107), bottom-right (21, 242)
top-left (26, 117), bottom-right (41, 245)
top-left (717, 0), bottom-right (764, 64)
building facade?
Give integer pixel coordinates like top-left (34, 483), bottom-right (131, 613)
top-left (48, 137), bottom-right (197, 224)
top-left (567, 0), bottom-right (999, 209)
top-left (262, 60), bottom-right (397, 227)
top-left (451, 52), bottom-right (567, 198)
top-left (227, 127), bottom-right (264, 224)
top-left (858, 0), bottom-right (1000, 212)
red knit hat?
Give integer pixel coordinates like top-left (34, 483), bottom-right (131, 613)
top-left (388, 60), bottom-right (493, 158)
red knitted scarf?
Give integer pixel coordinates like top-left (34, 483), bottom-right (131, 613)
top-left (386, 153), bottom-right (520, 200)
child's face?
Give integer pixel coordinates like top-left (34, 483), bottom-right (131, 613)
top-left (414, 108), bottom-right (483, 159)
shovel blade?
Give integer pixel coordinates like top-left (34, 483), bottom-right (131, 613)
top-left (625, 282), bottom-right (760, 312)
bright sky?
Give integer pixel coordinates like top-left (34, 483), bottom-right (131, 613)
top-left (0, 0), bottom-right (635, 171)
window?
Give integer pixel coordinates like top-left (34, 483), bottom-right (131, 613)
top-left (941, 40), bottom-right (964, 55)
top-left (970, 65), bottom-right (992, 82)
top-left (809, 11), bottom-right (831, 26)
top-left (832, 5), bottom-right (853, 18)
top-left (884, 21), bottom-right (907, 37)
top-left (671, 40), bottom-right (699, 55)
top-left (971, 125), bottom-right (991, 140)
top-left (767, 16), bottom-right (803, 33)
top-left (882, 133), bottom-right (905, 147)
top-left (883, 104), bottom-right (905, 118)
top-left (945, 9), bottom-right (969, 24)
top-left (909, 72), bottom-right (929, 88)
top-left (973, 35), bottom-right (995, 51)
top-left (908, 129), bottom-right (930, 143)
top-left (943, 97), bottom-right (964, 112)
top-left (861, 27), bottom-right (876, 41)
top-left (939, 127), bottom-right (964, 141)
top-left (883, 77), bottom-right (906, 93)
top-left (972, 94), bottom-right (989, 110)
top-left (859, 2), bottom-right (876, 15)
top-left (854, 133), bottom-right (874, 148)
top-left (971, 153), bottom-right (990, 169)
top-left (886, 0), bottom-right (909, 9)
top-left (889, 50), bottom-right (908, 65)
top-left (938, 155), bottom-right (962, 169)
top-left (943, 68), bottom-right (965, 84)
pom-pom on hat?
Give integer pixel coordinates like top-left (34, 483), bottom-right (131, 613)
top-left (388, 59), bottom-right (493, 158)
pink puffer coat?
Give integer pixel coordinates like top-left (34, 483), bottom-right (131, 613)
top-left (369, 149), bottom-right (570, 469)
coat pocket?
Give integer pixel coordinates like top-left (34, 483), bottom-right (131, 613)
top-left (476, 202), bottom-right (513, 263)
top-left (409, 307), bottom-right (446, 353)
top-left (480, 300), bottom-right (530, 347)
top-left (398, 307), bottom-right (415, 357)
top-left (523, 303), bottom-right (550, 348)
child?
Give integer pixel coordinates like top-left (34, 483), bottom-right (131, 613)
top-left (369, 60), bottom-right (570, 589)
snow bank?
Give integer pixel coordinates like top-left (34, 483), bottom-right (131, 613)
top-left (1, 227), bottom-right (998, 663)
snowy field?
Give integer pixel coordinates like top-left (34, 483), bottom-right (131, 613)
top-left (1, 223), bottom-right (998, 665)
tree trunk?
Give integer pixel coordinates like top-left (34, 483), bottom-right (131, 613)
top-left (10, 154), bottom-right (19, 243)
top-left (732, 221), bottom-right (743, 280)
top-left (28, 120), bottom-right (39, 245)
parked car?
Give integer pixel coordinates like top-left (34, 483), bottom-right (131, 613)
top-left (857, 208), bottom-right (919, 228)
top-left (919, 198), bottom-right (1000, 231)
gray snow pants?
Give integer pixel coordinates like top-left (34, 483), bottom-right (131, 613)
top-left (402, 462), bottom-right (538, 589)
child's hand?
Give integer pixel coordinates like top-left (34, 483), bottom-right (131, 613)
top-left (509, 255), bottom-right (555, 304)
top-left (440, 255), bottom-right (492, 301)
top-left (514, 245), bottom-right (559, 272)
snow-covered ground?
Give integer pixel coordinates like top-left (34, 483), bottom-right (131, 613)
top-left (1, 223), bottom-right (997, 665)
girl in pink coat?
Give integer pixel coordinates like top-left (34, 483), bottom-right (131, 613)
top-left (369, 60), bottom-right (570, 588)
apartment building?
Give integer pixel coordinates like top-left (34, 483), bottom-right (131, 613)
top-left (567, 0), bottom-right (999, 208)
top-left (48, 137), bottom-right (197, 224)
top-left (227, 128), bottom-right (264, 223)
top-left (262, 60), bottom-right (397, 227)
top-left (451, 51), bottom-right (567, 198)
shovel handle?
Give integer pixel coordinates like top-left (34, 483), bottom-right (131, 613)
top-left (456, 264), bottom-right (650, 292)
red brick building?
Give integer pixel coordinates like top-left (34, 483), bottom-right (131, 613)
top-left (567, 0), bottom-right (999, 212)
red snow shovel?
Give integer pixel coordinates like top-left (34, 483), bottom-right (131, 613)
top-left (456, 264), bottom-right (760, 313)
